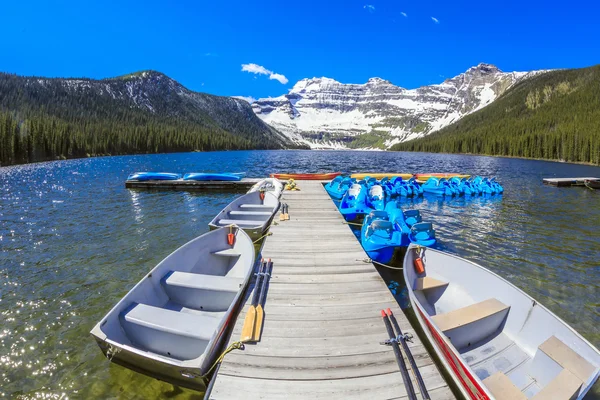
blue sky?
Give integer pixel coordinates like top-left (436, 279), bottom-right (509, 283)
top-left (1, 0), bottom-right (599, 100)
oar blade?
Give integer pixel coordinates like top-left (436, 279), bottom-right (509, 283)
top-left (252, 305), bottom-right (264, 341)
top-left (240, 306), bottom-right (257, 342)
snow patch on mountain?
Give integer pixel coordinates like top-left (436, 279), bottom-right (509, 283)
top-left (251, 63), bottom-right (546, 149)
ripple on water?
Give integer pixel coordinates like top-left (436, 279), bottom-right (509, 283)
top-left (1, 151), bottom-right (599, 398)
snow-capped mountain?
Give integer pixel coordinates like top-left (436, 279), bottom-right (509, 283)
top-left (251, 64), bottom-right (545, 149)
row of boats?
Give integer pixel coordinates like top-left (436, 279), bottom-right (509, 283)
top-left (90, 178), bottom-right (284, 390)
top-left (326, 175), bottom-right (504, 199)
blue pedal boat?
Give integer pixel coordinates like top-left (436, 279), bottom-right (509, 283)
top-left (366, 185), bottom-right (386, 211)
top-left (360, 211), bottom-right (403, 264)
top-left (127, 172), bottom-right (182, 181)
top-left (407, 177), bottom-right (424, 196)
top-left (422, 177), bottom-right (455, 196)
top-left (325, 176), bottom-right (353, 200)
top-left (339, 184), bottom-right (368, 221)
top-left (408, 222), bottom-right (437, 247)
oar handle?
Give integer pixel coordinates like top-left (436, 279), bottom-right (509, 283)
top-left (386, 308), bottom-right (430, 400)
top-left (257, 258), bottom-right (272, 306)
top-left (382, 310), bottom-right (417, 400)
top-left (251, 260), bottom-right (266, 306)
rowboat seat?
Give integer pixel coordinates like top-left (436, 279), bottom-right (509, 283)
top-left (121, 303), bottom-right (218, 360)
top-left (239, 204), bottom-right (273, 209)
top-left (414, 276), bottom-right (448, 291)
top-left (530, 369), bottom-right (582, 400)
top-left (217, 219), bottom-right (265, 227)
top-left (229, 210), bottom-right (272, 220)
top-left (538, 336), bottom-right (596, 383)
top-left (482, 371), bottom-right (527, 400)
top-left (431, 298), bottom-right (509, 349)
top-left (161, 271), bottom-right (243, 311)
top-left (211, 249), bottom-right (241, 257)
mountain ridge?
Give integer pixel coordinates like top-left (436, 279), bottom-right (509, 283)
top-left (390, 64), bottom-right (600, 165)
top-left (0, 70), bottom-right (301, 166)
top-left (251, 63), bottom-right (547, 149)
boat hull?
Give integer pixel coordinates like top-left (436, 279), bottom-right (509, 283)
top-left (270, 172), bottom-right (341, 180)
top-left (208, 191), bottom-right (280, 240)
top-left (90, 228), bottom-right (256, 388)
top-left (351, 173), bottom-right (413, 180)
top-left (404, 245), bottom-right (600, 400)
top-left (127, 172), bottom-right (182, 181)
top-left (183, 173), bottom-right (243, 181)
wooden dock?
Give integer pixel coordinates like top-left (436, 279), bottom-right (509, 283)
top-left (543, 177), bottom-right (599, 187)
top-left (125, 178), bottom-right (260, 191)
top-left (209, 181), bottom-right (454, 399)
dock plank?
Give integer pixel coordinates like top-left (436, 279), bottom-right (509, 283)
top-left (209, 180), bottom-right (453, 399)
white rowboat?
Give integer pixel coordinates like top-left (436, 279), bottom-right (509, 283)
top-left (404, 244), bottom-right (600, 400)
top-left (90, 227), bottom-right (256, 390)
top-left (209, 191), bottom-right (280, 241)
top-left (248, 177), bottom-right (284, 199)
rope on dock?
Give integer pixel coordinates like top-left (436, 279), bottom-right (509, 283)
top-left (204, 341), bottom-right (244, 379)
top-left (343, 221), bottom-right (363, 226)
top-left (359, 258), bottom-right (404, 270)
top-left (253, 231), bottom-right (273, 244)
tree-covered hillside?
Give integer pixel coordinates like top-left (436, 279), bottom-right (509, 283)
top-left (0, 71), bottom-right (300, 166)
top-left (391, 65), bottom-right (600, 165)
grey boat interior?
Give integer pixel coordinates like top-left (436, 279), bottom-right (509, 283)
top-left (405, 245), bottom-right (600, 400)
top-left (90, 227), bottom-right (255, 384)
top-left (209, 191), bottom-right (280, 239)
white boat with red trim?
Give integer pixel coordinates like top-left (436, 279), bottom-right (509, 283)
top-left (403, 244), bottom-right (600, 400)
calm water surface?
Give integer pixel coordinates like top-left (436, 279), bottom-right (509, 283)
top-left (1, 150), bottom-right (599, 399)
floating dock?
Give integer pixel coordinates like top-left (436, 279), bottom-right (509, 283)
top-left (125, 178), bottom-right (260, 191)
top-left (208, 181), bottom-right (454, 399)
top-left (542, 177), bottom-right (599, 187)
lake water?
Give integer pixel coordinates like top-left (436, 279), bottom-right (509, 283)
top-left (1, 150), bottom-right (599, 399)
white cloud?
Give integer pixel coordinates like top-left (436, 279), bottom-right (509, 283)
top-left (232, 96), bottom-right (256, 104)
top-left (241, 63), bottom-right (288, 85)
top-left (400, 12), bottom-right (407, 17)
top-left (364, 4), bottom-right (375, 12)
top-left (269, 73), bottom-right (289, 84)
top-left (241, 63), bottom-right (271, 75)
top-left (204, 52), bottom-right (217, 57)
top-left (431, 17), bottom-right (440, 23)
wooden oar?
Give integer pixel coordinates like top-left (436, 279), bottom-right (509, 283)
top-left (252, 258), bottom-right (272, 341)
top-left (279, 204), bottom-right (285, 221)
top-left (381, 309), bottom-right (417, 400)
top-left (387, 308), bottom-right (430, 400)
top-left (240, 259), bottom-right (266, 342)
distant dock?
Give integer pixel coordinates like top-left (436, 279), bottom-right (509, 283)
top-left (208, 181), bottom-right (453, 399)
top-left (542, 177), bottom-right (599, 187)
top-left (125, 178), bottom-right (260, 191)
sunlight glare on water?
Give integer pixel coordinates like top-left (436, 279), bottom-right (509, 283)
top-left (1, 150), bottom-right (599, 398)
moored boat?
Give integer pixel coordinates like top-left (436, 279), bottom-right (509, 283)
top-left (270, 172), bottom-right (341, 180)
top-left (416, 173), bottom-right (470, 180)
top-left (366, 185), bottom-right (385, 211)
top-left (584, 179), bottom-right (600, 189)
top-left (339, 183), bottom-right (368, 221)
top-left (127, 172), bottom-right (181, 181)
top-left (360, 211), bottom-right (402, 263)
top-left (90, 227), bottom-right (256, 390)
top-left (422, 177), bottom-right (456, 196)
top-left (324, 176), bottom-right (353, 200)
top-left (183, 172), bottom-right (245, 181)
top-left (248, 178), bottom-right (284, 199)
top-left (351, 172), bottom-right (413, 180)
top-left (404, 245), bottom-right (600, 400)
top-left (209, 191), bottom-right (280, 240)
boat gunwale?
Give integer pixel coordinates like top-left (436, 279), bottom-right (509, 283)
top-left (403, 244), bottom-right (600, 400)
